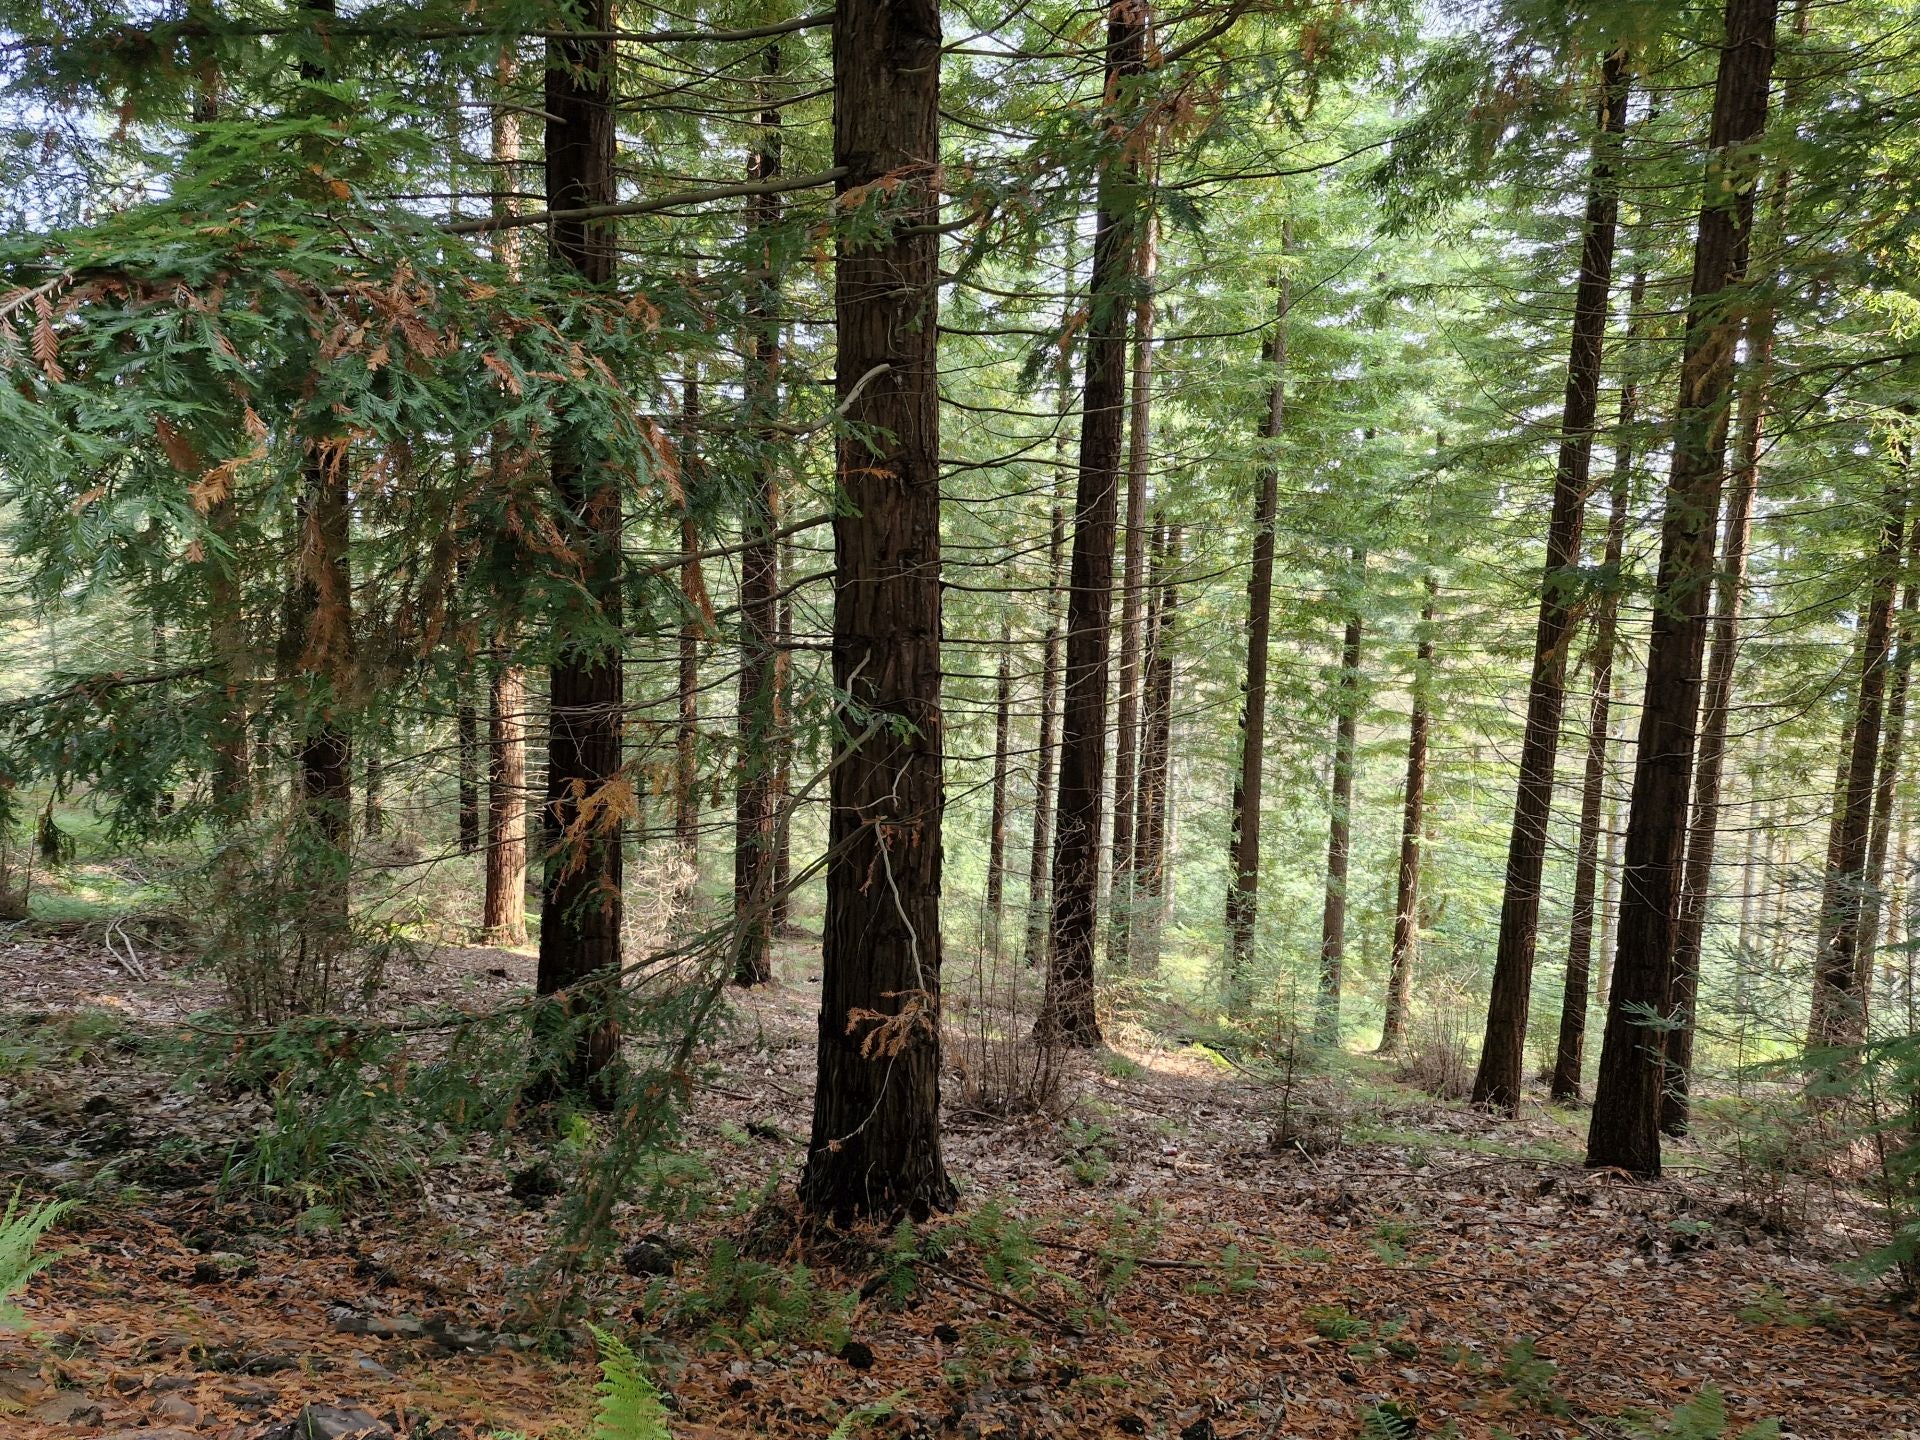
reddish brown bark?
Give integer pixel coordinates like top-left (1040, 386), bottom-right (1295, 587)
top-left (1380, 574), bottom-right (1436, 1055)
top-left (529, 0), bottom-right (624, 1104)
top-left (1590, 0), bottom-right (1779, 1176)
top-left (800, 0), bottom-right (953, 1222)
top-left (1039, 0), bottom-right (1147, 1048)
top-left (1474, 48), bottom-right (1633, 1110)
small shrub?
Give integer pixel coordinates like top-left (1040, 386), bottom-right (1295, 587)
top-left (1394, 1013), bottom-right (1475, 1101)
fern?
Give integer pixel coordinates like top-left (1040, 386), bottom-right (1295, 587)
top-left (588, 1324), bottom-right (669, 1440)
top-left (0, 1187), bottom-right (69, 1330)
top-left (1617, 1386), bottom-right (1782, 1439)
top-left (828, 1389), bottom-right (907, 1440)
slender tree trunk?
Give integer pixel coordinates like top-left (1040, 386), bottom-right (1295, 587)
top-left (458, 689), bottom-right (480, 853)
top-left (1596, 691), bottom-right (1625, 1014)
top-left (986, 614), bottom-right (1013, 957)
top-left (771, 523), bottom-right (795, 934)
top-left (1380, 573), bottom-right (1437, 1054)
top-left (1023, 456), bottom-right (1068, 969)
top-left (1108, 215), bottom-right (1158, 967)
top-left (800, 0), bottom-right (953, 1223)
top-left (1474, 50), bottom-right (1633, 1110)
top-left (1809, 485), bottom-right (1910, 1054)
top-left (676, 379), bottom-right (705, 899)
top-left (1857, 499), bottom-right (1920, 1005)
top-left (1318, 561), bottom-right (1365, 1045)
top-left (1039, 0), bottom-right (1147, 1048)
top-left (1660, 318), bottom-right (1766, 1135)
top-left (1225, 261), bottom-right (1290, 1014)
top-left (1589, 0), bottom-right (1779, 1176)
top-left (1133, 522), bottom-right (1181, 967)
top-left (1552, 268), bottom-right (1646, 1102)
top-left (732, 57), bottom-right (784, 987)
top-left (484, 661), bottom-right (529, 944)
top-left (530, 0), bottom-right (624, 1105)
top-left (482, 46), bottom-right (529, 949)
top-left (363, 746), bottom-right (383, 837)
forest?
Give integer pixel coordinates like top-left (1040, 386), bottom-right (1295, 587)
top-left (0, 0), bottom-right (1917, 1434)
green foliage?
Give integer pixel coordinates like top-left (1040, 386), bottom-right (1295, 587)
top-left (1305, 1302), bottom-right (1367, 1341)
top-left (1498, 1336), bottom-right (1570, 1416)
top-left (1615, 1387), bottom-right (1781, 1440)
top-left (1361, 1402), bottom-right (1421, 1440)
top-left (641, 1237), bottom-right (854, 1357)
top-left (588, 1325), bottom-right (670, 1440)
top-left (1060, 1116), bottom-right (1115, 1187)
top-left (0, 1187), bottom-right (69, 1331)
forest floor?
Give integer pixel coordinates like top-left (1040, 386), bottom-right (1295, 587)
top-left (1, 881), bottom-right (1917, 1440)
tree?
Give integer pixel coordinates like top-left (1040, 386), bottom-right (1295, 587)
top-left (1472, 46), bottom-right (1633, 1111)
top-left (1225, 261), bottom-right (1289, 1015)
top-left (1317, 561), bottom-right (1364, 1045)
top-left (528, 0), bottom-right (626, 1105)
top-left (1589, 0), bottom-right (1780, 1177)
top-left (800, 0), bottom-right (954, 1223)
top-left (1380, 573), bottom-right (1436, 1054)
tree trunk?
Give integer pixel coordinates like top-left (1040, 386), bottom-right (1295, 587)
top-left (530, 0), bottom-right (624, 1105)
top-left (1023, 455), bottom-right (1068, 969)
top-left (1858, 508), bottom-right (1920, 1002)
top-left (1317, 575), bottom-right (1364, 1045)
top-left (676, 378), bottom-right (705, 901)
top-left (1551, 265), bottom-right (1646, 1103)
top-left (484, 659), bottom-right (529, 944)
top-left (1108, 215), bottom-right (1158, 967)
top-left (771, 523), bottom-right (795, 934)
top-left (1474, 49), bottom-right (1633, 1111)
top-left (482, 51), bottom-right (529, 950)
top-left (1039, 0), bottom-right (1147, 1048)
top-left (1589, 0), bottom-right (1778, 1177)
top-left (1225, 260), bottom-right (1290, 1015)
top-left (1380, 573), bottom-right (1436, 1054)
top-left (800, 0), bottom-right (953, 1223)
top-left (1659, 316), bottom-right (1766, 1136)
top-left (363, 746), bottom-right (383, 837)
top-left (1809, 485), bottom-right (1910, 1055)
top-left (986, 614), bottom-right (1013, 957)
top-left (458, 690), bottom-right (480, 853)
top-left (732, 58), bottom-right (784, 988)
top-left (1133, 522), bottom-right (1181, 967)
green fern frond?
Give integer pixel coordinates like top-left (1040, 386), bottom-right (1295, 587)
top-left (0, 1187), bottom-right (70, 1330)
top-left (588, 1324), bottom-right (669, 1440)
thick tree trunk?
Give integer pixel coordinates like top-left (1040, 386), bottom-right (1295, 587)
top-left (1596, 696), bottom-right (1625, 1016)
top-left (732, 62), bottom-right (784, 987)
top-left (1474, 49), bottom-right (1633, 1110)
top-left (1225, 262), bottom-right (1290, 1014)
top-left (1552, 267), bottom-right (1646, 1103)
top-left (986, 615), bottom-right (1013, 957)
top-left (1317, 580), bottom-right (1364, 1045)
top-left (1039, 0), bottom-right (1147, 1048)
top-left (1809, 486), bottom-right (1910, 1054)
top-left (1659, 319), bottom-right (1766, 1136)
top-left (530, 0), bottom-right (624, 1105)
top-left (1380, 574), bottom-right (1436, 1054)
top-left (484, 659), bottom-right (529, 944)
top-left (800, 0), bottom-right (953, 1223)
top-left (1589, 0), bottom-right (1778, 1177)
top-left (1108, 217), bottom-right (1157, 967)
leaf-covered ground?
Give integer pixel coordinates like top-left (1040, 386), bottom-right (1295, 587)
top-left (2, 922), bottom-right (1916, 1440)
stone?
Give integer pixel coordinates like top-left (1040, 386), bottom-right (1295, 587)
top-left (0, 1368), bottom-right (51, 1405)
top-left (29, 1391), bottom-right (102, 1424)
top-left (261, 1402), bottom-right (394, 1440)
top-left (333, 1314), bottom-right (425, 1341)
top-left (152, 1393), bottom-right (203, 1426)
